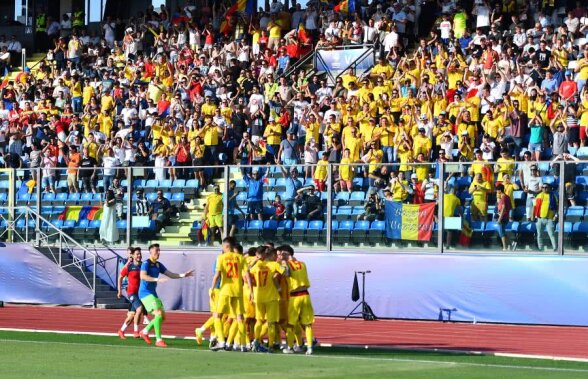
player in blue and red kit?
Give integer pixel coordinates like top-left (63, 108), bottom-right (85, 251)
top-left (117, 247), bottom-right (144, 339)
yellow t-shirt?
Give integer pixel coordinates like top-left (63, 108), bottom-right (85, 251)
top-left (286, 259), bottom-right (310, 292)
top-left (216, 252), bottom-right (247, 297)
top-left (314, 159), bottom-right (329, 181)
top-left (443, 193), bottom-right (461, 217)
top-left (496, 157), bottom-right (515, 182)
top-left (264, 123), bottom-right (282, 145)
top-left (206, 193), bottom-right (223, 216)
top-left (268, 22), bottom-right (281, 38)
top-left (339, 157), bottom-right (354, 181)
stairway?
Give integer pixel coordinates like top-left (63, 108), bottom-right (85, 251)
top-left (157, 177), bottom-right (226, 246)
top-left (35, 247), bottom-right (129, 309)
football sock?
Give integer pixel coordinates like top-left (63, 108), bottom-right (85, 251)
top-left (260, 322), bottom-right (268, 338)
top-left (254, 320), bottom-right (263, 341)
top-left (121, 322), bottom-right (128, 331)
top-left (214, 317), bottom-right (225, 342)
top-left (202, 316), bottom-right (215, 330)
top-left (305, 326), bottom-right (314, 347)
top-left (295, 323), bottom-right (303, 346)
top-left (286, 326), bottom-right (295, 348)
top-left (133, 324), bottom-right (138, 332)
top-left (153, 314), bottom-right (163, 340)
top-left (227, 321), bottom-right (238, 345)
top-left (238, 319), bottom-right (246, 346)
top-left (268, 323), bottom-right (276, 347)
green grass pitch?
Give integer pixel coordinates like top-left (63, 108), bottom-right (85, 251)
top-left (1, 331), bottom-right (587, 378)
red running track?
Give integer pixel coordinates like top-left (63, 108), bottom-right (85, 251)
top-left (1, 305), bottom-right (588, 359)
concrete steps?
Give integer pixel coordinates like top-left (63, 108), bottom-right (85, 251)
top-left (35, 246), bottom-right (127, 309)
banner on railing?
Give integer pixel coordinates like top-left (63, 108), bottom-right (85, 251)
top-left (58, 206), bottom-right (102, 222)
top-left (316, 47), bottom-right (374, 77)
top-left (385, 201), bottom-right (435, 241)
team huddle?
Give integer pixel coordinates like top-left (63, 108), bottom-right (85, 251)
top-left (117, 238), bottom-right (315, 354)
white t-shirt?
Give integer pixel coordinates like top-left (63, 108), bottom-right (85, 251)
top-left (474, 5), bottom-right (491, 28)
top-left (439, 21), bottom-right (452, 39)
top-left (102, 156), bottom-right (119, 176)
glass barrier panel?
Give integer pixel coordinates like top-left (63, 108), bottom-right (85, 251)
top-left (229, 163), bottom-right (327, 249)
top-left (330, 162), bottom-right (439, 252)
top-left (562, 161), bottom-right (588, 255)
top-left (443, 161), bottom-right (562, 255)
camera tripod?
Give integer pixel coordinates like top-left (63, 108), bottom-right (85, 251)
top-left (345, 271), bottom-right (377, 321)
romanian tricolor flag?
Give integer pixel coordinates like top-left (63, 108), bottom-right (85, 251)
top-left (0, 67), bottom-right (9, 90)
top-left (385, 201), bottom-right (435, 241)
top-left (297, 22), bottom-right (310, 44)
top-left (334, 0), bottom-right (355, 13)
top-left (235, 0), bottom-right (256, 15)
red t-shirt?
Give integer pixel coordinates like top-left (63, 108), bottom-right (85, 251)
top-left (559, 80), bottom-right (577, 100)
top-left (120, 262), bottom-right (141, 295)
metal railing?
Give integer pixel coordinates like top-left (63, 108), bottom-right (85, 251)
top-left (1, 160), bottom-right (587, 255)
top-left (0, 206), bottom-right (98, 305)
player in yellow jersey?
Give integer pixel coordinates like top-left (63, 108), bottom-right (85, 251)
top-left (194, 242), bottom-right (237, 347)
top-left (210, 237), bottom-right (252, 352)
top-left (249, 246), bottom-right (285, 353)
top-left (243, 247), bottom-right (257, 348)
top-left (278, 245), bottom-right (315, 355)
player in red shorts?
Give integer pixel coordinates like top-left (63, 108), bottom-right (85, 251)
top-left (117, 247), bottom-right (145, 338)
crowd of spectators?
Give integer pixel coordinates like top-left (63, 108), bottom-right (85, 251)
top-left (0, 0), bottom-right (587, 249)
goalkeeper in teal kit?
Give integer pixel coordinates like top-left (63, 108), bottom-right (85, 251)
top-left (139, 243), bottom-right (194, 347)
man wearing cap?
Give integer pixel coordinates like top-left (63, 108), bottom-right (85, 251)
top-left (532, 183), bottom-right (558, 251)
top-left (413, 125), bottom-right (432, 158)
top-left (558, 71), bottom-right (578, 104)
top-left (278, 164), bottom-right (302, 220)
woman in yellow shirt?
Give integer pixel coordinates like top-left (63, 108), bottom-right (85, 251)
top-left (338, 148), bottom-right (354, 192)
top-left (468, 173), bottom-right (491, 221)
top-left (391, 172), bottom-right (409, 202)
top-left (313, 154), bottom-right (329, 192)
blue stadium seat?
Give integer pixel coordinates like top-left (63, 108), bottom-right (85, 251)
top-left (42, 192), bottom-right (55, 204)
top-left (262, 220), bottom-right (278, 240)
top-left (368, 221), bottom-right (385, 244)
top-left (80, 193), bottom-right (93, 204)
top-left (352, 220), bottom-right (370, 244)
top-left (307, 220), bottom-right (323, 240)
top-left (146, 193), bottom-right (158, 202)
top-left (291, 220), bottom-right (308, 242)
top-left (265, 178), bottom-right (276, 189)
top-left (171, 192), bottom-right (185, 205)
top-left (336, 220), bottom-right (354, 244)
top-left (566, 206), bottom-right (585, 222)
top-left (133, 179), bottom-right (146, 188)
top-left (116, 220), bottom-right (127, 230)
top-left (17, 193), bottom-right (30, 203)
top-left (185, 179), bottom-right (199, 188)
top-left (349, 191), bottom-right (366, 206)
top-left (0, 192), bottom-right (7, 204)
top-left (277, 220), bottom-right (293, 238)
top-left (159, 180), bottom-right (172, 191)
top-left (145, 180), bottom-right (158, 190)
top-left (352, 177), bottom-right (367, 190)
top-left (351, 206), bottom-right (364, 217)
top-left (67, 193), bottom-right (81, 204)
top-left (335, 191), bottom-right (350, 206)
top-left (170, 180), bottom-right (186, 193)
top-left (92, 193), bottom-right (102, 203)
top-left (456, 176), bottom-right (472, 189)
top-left (335, 206), bottom-right (352, 221)
top-left (89, 220), bottom-right (101, 229)
top-left (244, 220), bottom-right (263, 240)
